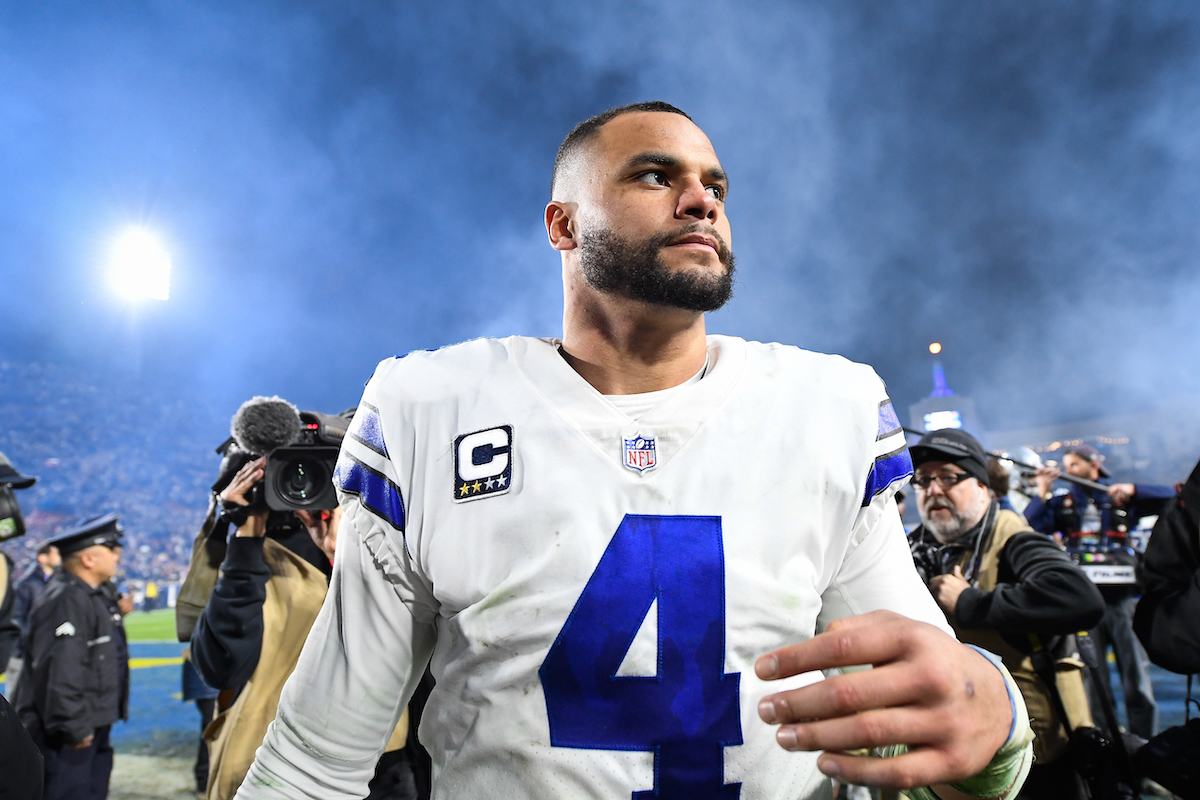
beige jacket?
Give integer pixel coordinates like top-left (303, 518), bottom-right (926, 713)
top-left (203, 537), bottom-right (408, 800)
top-left (948, 509), bottom-right (1093, 765)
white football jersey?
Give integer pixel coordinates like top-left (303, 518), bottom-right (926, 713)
top-left (237, 335), bottom-right (945, 800)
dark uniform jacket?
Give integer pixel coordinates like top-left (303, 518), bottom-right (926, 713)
top-left (10, 567), bottom-right (52, 660)
top-left (1134, 459), bottom-right (1200, 674)
top-left (15, 570), bottom-right (129, 747)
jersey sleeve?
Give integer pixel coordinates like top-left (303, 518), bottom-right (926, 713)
top-left (861, 398), bottom-right (912, 508)
top-left (818, 492), bottom-right (953, 637)
top-left (236, 365), bottom-right (439, 800)
top-left (236, 498), bottom-right (438, 799)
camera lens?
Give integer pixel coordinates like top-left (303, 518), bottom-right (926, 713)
top-left (274, 457), bottom-right (330, 507)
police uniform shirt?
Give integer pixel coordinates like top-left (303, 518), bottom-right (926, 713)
top-left (16, 569), bottom-right (128, 746)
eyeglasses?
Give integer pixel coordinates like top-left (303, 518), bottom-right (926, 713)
top-left (911, 473), bottom-right (972, 491)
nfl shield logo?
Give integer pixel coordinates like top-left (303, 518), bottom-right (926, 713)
top-left (623, 435), bottom-right (657, 473)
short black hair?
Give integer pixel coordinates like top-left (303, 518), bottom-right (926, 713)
top-left (551, 101), bottom-right (693, 195)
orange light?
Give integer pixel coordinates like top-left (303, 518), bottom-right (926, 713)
top-left (928, 342), bottom-right (942, 355)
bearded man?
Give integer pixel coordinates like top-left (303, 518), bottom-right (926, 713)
top-left (908, 429), bottom-right (1105, 800)
top-left (238, 102), bottom-right (1037, 800)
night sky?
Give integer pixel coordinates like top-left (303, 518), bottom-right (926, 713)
top-left (3, 1), bottom-right (1199, 438)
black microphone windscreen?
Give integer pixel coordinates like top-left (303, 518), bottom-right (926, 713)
top-left (230, 396), bottom-right (301, 456)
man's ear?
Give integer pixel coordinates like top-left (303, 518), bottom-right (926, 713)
top-left (545, 202), bottom-right (577, 251)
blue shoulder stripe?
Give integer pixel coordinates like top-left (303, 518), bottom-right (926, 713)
top-left (347, 402), bottom-right (388, 457)
top-left (862, 445), bottom-right (914, 507)
top-left (334, 453), bottom-right (405, 531)
top-left (877, 400), bottom-right (902, 440)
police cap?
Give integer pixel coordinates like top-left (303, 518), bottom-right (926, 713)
top-left (0, 450), bottom-right (36, 489)
top-left (52, 513), bottom-right (124, 556)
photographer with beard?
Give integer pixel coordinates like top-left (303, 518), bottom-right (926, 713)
top-left (185, 397), bottom-right (415, 800)
top-left (907, 430), bottom-right (1105, 800)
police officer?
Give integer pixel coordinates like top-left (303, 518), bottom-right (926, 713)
top-left (15, 513), bottom-right (129, 800)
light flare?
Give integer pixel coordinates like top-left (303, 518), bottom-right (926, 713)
top-left (109, 228), bottom-right (171, 301)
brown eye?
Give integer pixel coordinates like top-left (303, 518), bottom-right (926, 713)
top-left (635, 171), bottom-right (668, 186)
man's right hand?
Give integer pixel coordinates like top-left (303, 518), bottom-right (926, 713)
top-left (1034, 465), bottom-right (1061, 498)
top-left (221, 457), bottom-right (269, 538)
top-left (71, 734), bottom-right (95, 749)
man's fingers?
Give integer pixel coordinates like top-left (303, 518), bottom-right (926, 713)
top-left (756, 612), bottom-right (915, 680)
top-left (235, 456), bottom-right (265, 478)
top-left (770, 707), bottom-right (938, 754)
top-left (815, 746), bottom-right (968, 790)
top-left (758, 663), bottom-right (929, 725)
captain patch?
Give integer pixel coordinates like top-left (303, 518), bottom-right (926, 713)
top-left (454, 426), bottom-right (513, 502)
top-left (55, 622), bottom-right (76, 637)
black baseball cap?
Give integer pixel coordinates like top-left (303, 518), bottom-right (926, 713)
top-left (1063, 444), bottom-right (1111, 478)
top-left (51, 513), bottom-right (124, 556)
top-left (0, 451), bottom-right (36, 489)
top-left (909, 429), bottom-right (990, 487)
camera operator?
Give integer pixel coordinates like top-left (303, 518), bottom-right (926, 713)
top-left (907, 430), bottom-right (1105, 799)
top-left (1025, 445), bottom-right (1174, 742)
top-left (187, 398), bottom-right (415, 800)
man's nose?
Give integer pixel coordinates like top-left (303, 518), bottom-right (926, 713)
top-left (675, 177), bottom-right (718, 222)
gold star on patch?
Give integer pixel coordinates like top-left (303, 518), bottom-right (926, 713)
top-left (459, 484), bottom-right (470, 497)
top-left (472, 480), bottom-right (483, 493)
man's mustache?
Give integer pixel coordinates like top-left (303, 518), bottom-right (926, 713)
top-left (655, 224), bottom-right (732, 262)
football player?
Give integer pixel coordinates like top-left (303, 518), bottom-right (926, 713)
top-left (236, 103), bottom-right (1032, 800)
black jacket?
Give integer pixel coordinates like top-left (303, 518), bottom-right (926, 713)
top-left (15, 570), bottom-right (129, 746)
top-left (9, 567), bottom-right (52, 660)
top-left (911, 510), bottom-right (1105, 650)
top-left (190, 525), bottom-right (330, 692)
top-left (1134, 459), bottom-right (1200, 674)
top-left (0, 555), bottom-right (18, 666)
top-left (955, 530), bottom-right (1106, 640)
top-left (0, 692), bottom-right (42, 800)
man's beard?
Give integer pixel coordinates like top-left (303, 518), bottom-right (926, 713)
top-left (921, 499), bottom-right (977, 543)
top-left (577, 225), bottom-right (735, 312)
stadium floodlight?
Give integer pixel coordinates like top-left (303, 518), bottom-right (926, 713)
top-left (928, 342), bottom-right (942, 354)
top-left (109, 228), bottom-right (171, 301)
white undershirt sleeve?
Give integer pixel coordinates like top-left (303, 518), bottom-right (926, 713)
top-left (235, 498), bottom-right (439, 800)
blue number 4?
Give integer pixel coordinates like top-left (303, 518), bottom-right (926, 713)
top-left (539, 515), bottom-right (743, 799)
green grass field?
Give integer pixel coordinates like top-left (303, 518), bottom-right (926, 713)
top-left (123, 608), bottom-right (179, 642)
